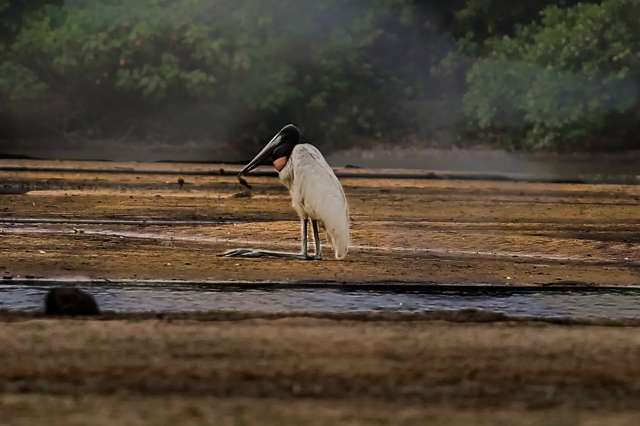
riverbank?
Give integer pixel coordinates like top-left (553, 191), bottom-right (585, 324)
top-left (1, 159), bottom-right (638, 286)
top-left (2, 159), bottom-right (640, 425)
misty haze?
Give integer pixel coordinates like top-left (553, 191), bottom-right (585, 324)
top-left (1, 0), bottom-right (639, 170)
top-left (2, 2), bottom-right (640, 426)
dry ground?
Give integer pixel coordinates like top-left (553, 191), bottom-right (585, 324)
top-left (0, 159), bottom-right (639, 285)
top-left (2, 313), bottom-right (640, 425)
top-left (2, 160), bottom-right (640, 424)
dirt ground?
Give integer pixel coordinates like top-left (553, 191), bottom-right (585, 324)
top-left (1, 159), bottom-right (639, 285)
top-left (1, 160), bottom-right (640, 424)
top-left (1, 312), bottom-right (640, 425)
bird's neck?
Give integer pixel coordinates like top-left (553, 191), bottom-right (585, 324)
top-left (273, 156), bottom-right (288, 172)
top-left (277, 155), bottom-right (295, 189)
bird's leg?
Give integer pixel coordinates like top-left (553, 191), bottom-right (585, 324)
top-left (301, 218), bottom-right (309, 258)
top-left (221, 219), bottom-right (318, 260)
top-left (311, 220), bottom-right (322, 260)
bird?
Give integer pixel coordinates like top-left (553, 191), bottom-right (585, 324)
top-left (223, 124), bottom-right (349, 260)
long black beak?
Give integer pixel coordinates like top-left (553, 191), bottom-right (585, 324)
top-left (239, 132), bottom-right (283, 176)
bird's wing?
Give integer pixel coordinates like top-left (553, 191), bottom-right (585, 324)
top-left (290, 144), bottom-right (349, 258)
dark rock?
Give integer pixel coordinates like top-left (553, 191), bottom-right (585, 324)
top-left (45, 288), bottom-right (100, 316)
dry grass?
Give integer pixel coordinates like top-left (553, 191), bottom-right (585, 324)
top-left (2, 316), bottom-right (640, 424)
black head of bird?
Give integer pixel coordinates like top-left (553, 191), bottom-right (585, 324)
top-left (239, 124), bottom-right (301, 175)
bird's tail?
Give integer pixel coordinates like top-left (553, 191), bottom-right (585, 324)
top-left (325, 209), bottom-right (350, 260)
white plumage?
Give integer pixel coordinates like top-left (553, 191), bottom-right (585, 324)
top-left (223, 124), bottom-right (348, 261)
top-left (278, 144), bottom-right (350, 259)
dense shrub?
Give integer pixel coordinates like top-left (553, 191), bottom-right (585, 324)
top-left (1, 0), bottom-right (437, 153)
top-left (1, 0), bottom-right (638, 154)
top-left (465, 0), bottom-right (640, 150)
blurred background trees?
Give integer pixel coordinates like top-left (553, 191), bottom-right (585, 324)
top-left (1, 0), bottom-right (638, 157)
top-left (464, 0), bottom-right (640, 151)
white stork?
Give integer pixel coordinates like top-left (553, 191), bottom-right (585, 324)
top-left (223, 124), bottom-right (349, 260)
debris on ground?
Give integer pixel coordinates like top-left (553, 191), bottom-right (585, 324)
top-left (237, 175), bottom-right (252, 190)
top-left (231, 190), bottom-right (252, 198)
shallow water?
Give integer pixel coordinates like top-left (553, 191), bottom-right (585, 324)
top-left (2, 282), bottom-right (640, 320)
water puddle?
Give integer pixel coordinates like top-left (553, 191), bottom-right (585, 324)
top-left (2, 282), bottom-right (640, 320)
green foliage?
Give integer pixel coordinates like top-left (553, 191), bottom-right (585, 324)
top-left (2, 0), bottom-right (432, 151)
top-left (465, 0), bottom-right (640, 150)
top-left (454, 0), bottom-right (591, 42)
top-left (0, 1), bottom-right (62, 43)
top-left (2, 0), bottom-right (640, 153)
top-left (0, 62), bottom-right (48, 102)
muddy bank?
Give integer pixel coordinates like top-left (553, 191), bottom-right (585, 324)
top-left (2, 159), bottom-right (640, 425)
top-left (0, 159), bottom-right (639, 286)
top-left (3, 307), bottom-right (640, 326)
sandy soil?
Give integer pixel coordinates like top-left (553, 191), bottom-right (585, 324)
top-left (1, 313), bottom-right (640, 425)
top-left (1, 159), bottom-right (638, 285)
top-left (2, 160), bottom-right (640, 424)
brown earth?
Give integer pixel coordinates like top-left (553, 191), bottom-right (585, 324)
top-left (2, 160), bottom-right (640, 425)
top-left (1, 160), bottom-right (639, 285)
top-left (1, 313), bottom-right (640, 425)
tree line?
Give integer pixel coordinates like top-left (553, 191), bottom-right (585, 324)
top-left (1, 0), bottom-right (638, 154)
